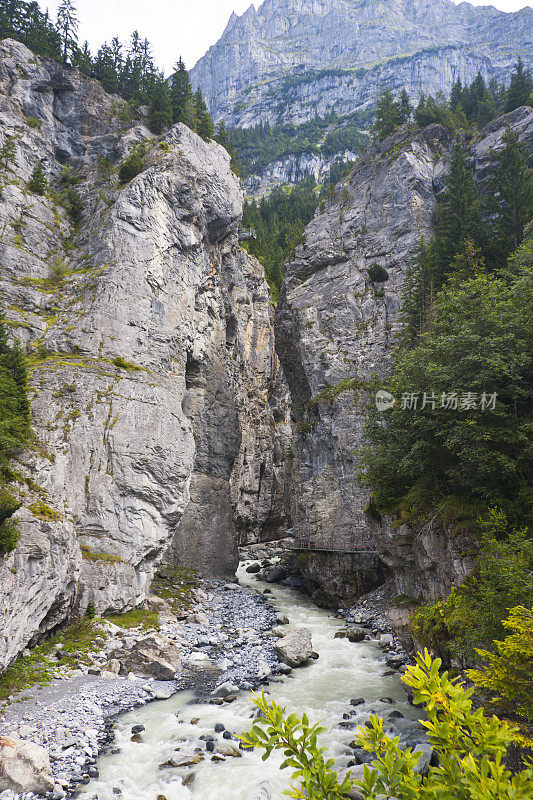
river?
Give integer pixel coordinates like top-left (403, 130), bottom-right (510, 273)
top-left (80, 564), bottom-right (421, 800)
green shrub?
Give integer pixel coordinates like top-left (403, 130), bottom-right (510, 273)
top-left (0, 517), bottom-right (20, 555)
top-left (368, 263), bottom-right (389, 282)
top-left (242, 650), bottom-right (533, 799)
top-left (468, 605), bottom-right (533, 746)
top-left (112, 355), bottom-right (141, 371)
top-left (24, 114), bottom-right (42, 129)
top-left (118, 142), bottom-right (147, 183)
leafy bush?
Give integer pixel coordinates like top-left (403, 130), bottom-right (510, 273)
top-left (112, 355), bottom-right (141, 371)
top-left (118, 142), bottom-right (147, 184)
top-left (368, 264), bottom-right (389, 282)
top-left (242, 650), bottom-right (533, 799)
top-left (467, 605), bottom-right (533, 745)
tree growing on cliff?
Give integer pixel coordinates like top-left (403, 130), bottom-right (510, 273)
top-left (373, 88), bottom-right (402, 140)
top-left (27, 161), bottom-right (47, 195)
top-left (194, 88), bottom-right (214, 141)
top-left (170, 58), bottom-right (196, 128)
top-left (487, 127), bottom-right (533, 263)
top-left (56, 0), bottom-right (78, 64)
top-left (362, 257), bottom-right (533, 525)
top-left (148, 73), bottom-right (172, 135)
top-left (505, 57), bottom-right (533, 113)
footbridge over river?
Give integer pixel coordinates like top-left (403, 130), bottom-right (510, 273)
top-left (288, 540), bottom-right (378, 556)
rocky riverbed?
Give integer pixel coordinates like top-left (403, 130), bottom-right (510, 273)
top-left (0, 577), bottom-right (281, 799)
top-left (0, 545), bottom-right (428, 800)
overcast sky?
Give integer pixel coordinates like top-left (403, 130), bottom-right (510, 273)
top-left (39, 0), bottom-right (532, 74)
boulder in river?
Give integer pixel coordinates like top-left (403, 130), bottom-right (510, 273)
top-left (273, 628), bottom-right (313, 667)
top-left (346, 626), bottom-right (366, 643)
top-left (0, 735), bottom-right (54, 794)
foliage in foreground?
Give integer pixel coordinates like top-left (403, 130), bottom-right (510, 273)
top-left (467, 605), bottom-right (533, 746)
top-left (241, 650), bottom-right (533, 799)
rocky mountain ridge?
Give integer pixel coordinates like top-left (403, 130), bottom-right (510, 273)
top-left (0, 39), bottom-right (290, 671)
top-left (191, 0), bottom-right (533, 128)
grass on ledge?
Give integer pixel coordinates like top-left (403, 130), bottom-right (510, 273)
top-left (0, 619), bottom-right (106, 709)
top-left (103, 608), bottom-right (159, 630)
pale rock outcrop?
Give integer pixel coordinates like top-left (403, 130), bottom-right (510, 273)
top-left (0, 39), bottom-right (288, 671)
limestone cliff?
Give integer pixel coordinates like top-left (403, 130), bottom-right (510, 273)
top-left (191, 0), bottom-right (533, 128)
top-left (0, 39), bottom-right (288, 671)
top-left (275, 106), bottom-right (533, 606)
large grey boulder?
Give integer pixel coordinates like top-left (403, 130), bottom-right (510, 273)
top-left (116, 635), bottom-right (180, 680)
top-left (273, 628), bottom-right (313, 667)
top-left (0, 735), bottom-right (54, 793)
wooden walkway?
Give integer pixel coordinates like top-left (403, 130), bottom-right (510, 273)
top-left (288, 540), bottom-right (378, 555)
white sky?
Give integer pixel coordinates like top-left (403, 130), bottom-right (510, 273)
top-left (39, 0), bottom-right (532, 74)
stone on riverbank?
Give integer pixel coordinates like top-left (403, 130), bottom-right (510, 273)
top-left (273, 628), bottom-right (313, 667)
top-left (116, 635), bottom-right (181, 680)
top-left (0, 735), bottom-right (54, 794)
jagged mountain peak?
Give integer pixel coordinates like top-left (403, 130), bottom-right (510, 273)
top-left (191, 0), bottom-right (532, 127)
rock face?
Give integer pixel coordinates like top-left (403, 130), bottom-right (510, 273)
top-left (273, 627), bottom-right (313, 666)
top-left (0, 735), bottom-right (54, 794)
top-left (275, 106), bottom-right (533, 604)
top-left (0, 39), bottom-right (289, 671)
top-left (191, 0), bottom-right (533, 127)
top-left (244, 149), bottom-right (360, 197)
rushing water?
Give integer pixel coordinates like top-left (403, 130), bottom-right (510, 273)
top-left (81, 566), bottom-right (421, 800)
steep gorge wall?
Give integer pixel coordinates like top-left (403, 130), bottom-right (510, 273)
top-left (275, 106), bottom-right (533, 606)
top-left (0, 39), bottom-right (289, 671)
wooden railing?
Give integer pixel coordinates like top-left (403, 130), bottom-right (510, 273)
top-left (288, 540), bottom-right (377, 555)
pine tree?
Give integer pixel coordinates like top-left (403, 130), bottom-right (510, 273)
top-left (432, 144), bottom-right (486, 286)
top-left (73, 40), bottom-right (92, 74)
top-left (373, 88), bottom-right (402, 140)
top-left (450, 78), bottom-right (463, 111)
top-left (398, 235), bottom-right (435, 346)
top-left (398, 88), bottom-right (412, 124)
top-left (489, 127), bottom-right (533, 261)
top-left (505, 57), bottom-right (533, 113)
top-left (194, 88), bottom-right (214, 140)
top-left (170, 58), bottom-right (195, 126)
top-left (148, 73), bottom-right (172, 135)
top-left (93, 43), bottom-right (119, 94)
top-left (27, 161), bottom-right (47, 195)
top-left (0, 136), bottom-right (16, 173)
top-left (56, 0), bottom-right (78, 63)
